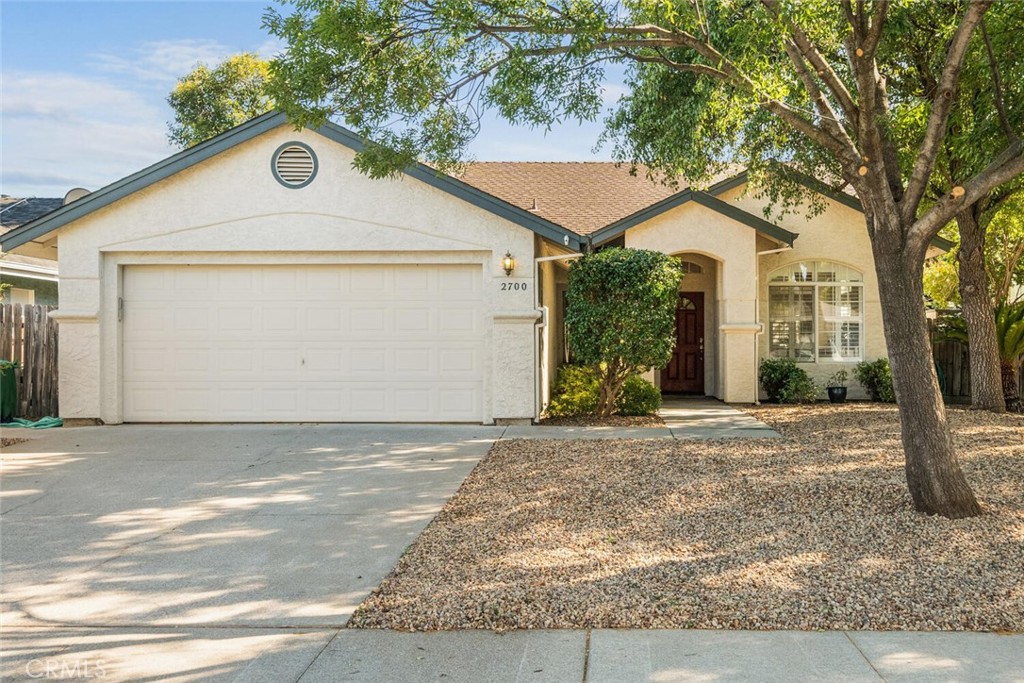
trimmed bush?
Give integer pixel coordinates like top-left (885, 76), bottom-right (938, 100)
top-left (616, 375), bottom-right (661, 416)
top-left (565, 248), bottom-right (684, 415)
top-left (759, 358), bottom-right (818, 404)
top-left (854, 358), bottom-right (896, 402)
top-left (547, 364), bottom-right (600, 417)
top-left (547, 366), bottom-right (662, 417)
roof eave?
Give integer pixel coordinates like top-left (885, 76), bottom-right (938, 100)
top-left (0, 112), bottom-right (583, 254)
top-left (316, 122), bottom-right (583, 251)
top-left (0, 111), bottom-right (290, 252)
top-left (588, 171), bottom-right (796, 247)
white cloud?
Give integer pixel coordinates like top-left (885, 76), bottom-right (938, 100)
top-left (255, 37), bottom-right (287, 60)
top-left (91, 38), bottom-right (234, 86)
top-left (599, 82), bottom-right (630, 106)
top-left (1, 71), bottom-right (175, 197)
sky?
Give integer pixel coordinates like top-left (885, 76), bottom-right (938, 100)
top-left (1, 0), bottom-right (623, 199)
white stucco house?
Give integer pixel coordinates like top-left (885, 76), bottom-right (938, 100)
top-left (0, 112), bottom-right (949, 425)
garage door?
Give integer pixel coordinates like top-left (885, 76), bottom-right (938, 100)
top-left (122, 264), bottom-right (485, 422)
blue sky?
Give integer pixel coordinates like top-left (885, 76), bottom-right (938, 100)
top-left (1, 1), bottom-right (621, 198)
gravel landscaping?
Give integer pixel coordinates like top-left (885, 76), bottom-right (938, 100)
top-left (350, 404), bottom-right (1024, 632)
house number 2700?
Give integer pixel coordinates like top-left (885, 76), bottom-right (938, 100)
top-left (500, 282), bottom-right (527, 291)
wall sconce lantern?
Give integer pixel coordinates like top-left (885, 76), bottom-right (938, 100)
top-left (502, 251), bottom-right (516, 277)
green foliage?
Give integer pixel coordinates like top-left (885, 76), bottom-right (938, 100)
top-left (616, 375), bottom-right (661, 416)
top-left (547, 365), bottom-right (660, 417)
top-left (168, 53), bottom-right (274, 148)
top-left (923, 226), bottom-right (961, 309)
top-left (565, 248), bottom-right (683, 415)
top-left (854, 359), bottom-right (897, 403)
top-left (826, 370), bottom-right (848, 389)
top-left (565, 248), bottom-right (683, 371)
top-left (758, 358), bottom-right (818, 404)
top-left (995, 302), bottom-right (1024, 365)
top-left (986, 194), bottom-right (1024, 306)
top-left (547, 364), bottom-right (600, 417)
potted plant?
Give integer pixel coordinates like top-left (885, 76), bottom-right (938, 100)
top-left (826, 370), bottom-right (848, 404)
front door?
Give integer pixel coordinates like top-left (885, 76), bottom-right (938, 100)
top-left (661, 292), bottom-right (705, 394)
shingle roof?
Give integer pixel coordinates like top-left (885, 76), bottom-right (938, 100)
top-left (455, 163), bottom-right (738, 235)
top-left (0, 197), bottom-right (65, 232)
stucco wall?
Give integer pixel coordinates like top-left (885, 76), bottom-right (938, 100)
top-left (52, 124), bottom-right (542, 423)
top-left (720, 185), bottom-right (884, 400)
top-left (625, 202), bottom-right (760, 403)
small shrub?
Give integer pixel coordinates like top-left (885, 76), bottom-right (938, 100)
top-left (616, 375), bottom-right (661, 416)
top-left (854, 358), bottom-right (896, 402)
top-left (827, 370), bottom-right (848, 388)
top-left (759, 358), bottom-right (818, 404)
top-left (547, 364), bottom-right (599, 417)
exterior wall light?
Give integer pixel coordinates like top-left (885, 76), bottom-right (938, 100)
top-left (502, 252), bottom-right (516, 276)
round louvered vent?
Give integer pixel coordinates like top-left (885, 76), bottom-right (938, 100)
top-left (272, 142), bottom-right (318, 188)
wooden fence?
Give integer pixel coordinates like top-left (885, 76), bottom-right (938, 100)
top-left (0, 303), bottom-right (58, 418)
top-left (933, 338), bottom-right (1024, 401)
top-left (933, 339), bottom-right (971, 399)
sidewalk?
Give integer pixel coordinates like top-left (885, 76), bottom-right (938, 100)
top-left (4, 627), bottom-right (1021, 682)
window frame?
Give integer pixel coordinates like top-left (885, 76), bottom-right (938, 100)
top-left (767, 261), bottom-right (864, 363)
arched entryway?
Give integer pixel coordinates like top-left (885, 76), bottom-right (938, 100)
top-left (660, 253), bottom-right (720, 397)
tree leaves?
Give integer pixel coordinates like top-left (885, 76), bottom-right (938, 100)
top-left (167, 53), bottom-right (274, 148)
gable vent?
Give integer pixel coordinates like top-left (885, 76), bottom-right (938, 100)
top-left (272, 142), bottom-right (318, 188)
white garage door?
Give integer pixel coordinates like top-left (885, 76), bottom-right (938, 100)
top-left (122, 264), bottom-right (485, 422)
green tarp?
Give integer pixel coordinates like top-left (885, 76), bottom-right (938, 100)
top-left (1, 417), bottom-right (63, 429)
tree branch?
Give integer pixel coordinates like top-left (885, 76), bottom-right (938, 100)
top-left (780, 38), bottom-right (861, 164)
top-left (910, 139), bottom-right (1024, 244)
top-left (761, 0), bottom-right (859, 121)
top-left (902, 0), bottom-right (993, 225)
top-left (863, 0), bottom-right (889, 55)
top-left (980, 16), bottom-right (1018, 143)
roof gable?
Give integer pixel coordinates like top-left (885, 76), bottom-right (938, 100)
top-left (0, 112), bottom-right (583, 253)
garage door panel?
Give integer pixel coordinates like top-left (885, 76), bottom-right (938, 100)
top-left (122, 264), bottom-right (485, 422)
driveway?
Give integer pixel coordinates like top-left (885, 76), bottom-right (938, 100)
top-left (1, 424), bottom-right (501, 681)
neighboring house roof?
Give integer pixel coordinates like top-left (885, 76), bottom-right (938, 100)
top-left (0, 197), bottom-right (62, 280)
top-left (1, 197), bottom-right (64, 229)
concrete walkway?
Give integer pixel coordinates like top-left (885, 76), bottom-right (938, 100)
top-left (503, 397), bottom-right (780, 440)
top-left (659, 397), bottom-right (781, 439)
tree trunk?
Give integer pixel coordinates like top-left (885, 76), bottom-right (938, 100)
top-left (872, 235), bottom-right (982, 518)
top-left (1002, 360), bottom-right (1022, 412)
top-left (956, 206), bottom-right (1005, 412)
top-left (596, 361), bottom-right (627, 417)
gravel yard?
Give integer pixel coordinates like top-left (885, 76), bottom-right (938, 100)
top-left (350, 404), bottom-right (1024, 632)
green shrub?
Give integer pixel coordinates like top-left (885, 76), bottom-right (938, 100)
top-left (547, 366), bottom-right (662, 417)
top-left (759, 358), bottom-right (819, 404)
top-left (547, 364), bottom-right (600, 417)
top-left (616, 375), bottom-right (661, 416)
top-left (854, 358), bottom-right (896, 402)
top-left (565, 248), bottom-right (684, 415)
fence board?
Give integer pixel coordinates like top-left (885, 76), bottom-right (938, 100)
top-left (933, 337), bottom-right (1024, 402)
top-left (0, 303), bottom-right (59, 418)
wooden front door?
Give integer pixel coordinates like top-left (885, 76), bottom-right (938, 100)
top-left (661, 292), bottom-right (705, 394)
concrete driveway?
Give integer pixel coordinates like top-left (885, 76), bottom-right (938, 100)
top-left (1, 424), bottom-right (501, 681)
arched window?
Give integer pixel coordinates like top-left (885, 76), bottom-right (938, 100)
top-left (678, 260), bottom-right (703, 274)
top-left (768, 261), bottom-right (864, 362)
